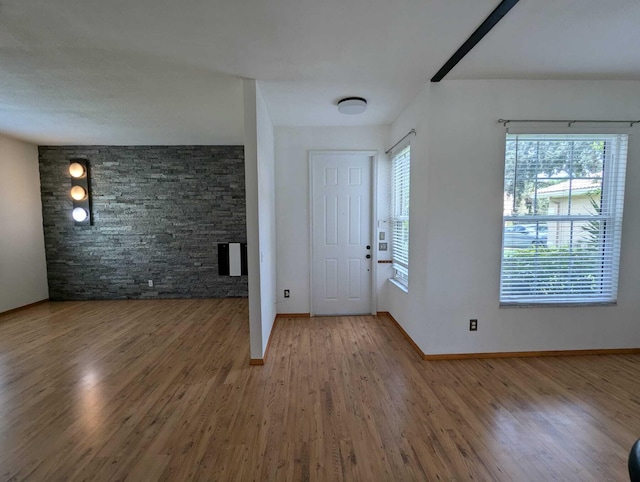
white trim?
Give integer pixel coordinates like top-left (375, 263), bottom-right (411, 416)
top-left (309, 153), bottom-right (314, 317)
top-left (370, 151), bottom-right (379, 315)
top-left (389, 143), bottom-right (411, 289)
top-left (499, 133), bottom-right (627, 304)
top-left (388, 278), bottom-right (409, 293)
top-left (309, 150), bottom-right (378, 317)
top-left (500, 301), bottom-right (616, 308)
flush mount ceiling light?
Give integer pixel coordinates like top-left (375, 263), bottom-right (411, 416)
top-left (337, 97), bottom-right (367, 115)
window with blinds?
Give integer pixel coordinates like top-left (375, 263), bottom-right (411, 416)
top-left (500, 133), bottom-right (628, 304)
top-left (390, 144), bottom-right (411, 287)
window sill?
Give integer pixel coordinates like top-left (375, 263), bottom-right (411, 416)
top-left (500, 301), bottom-right (617, 308)
top-left (388, 278), bottom-right (409, 293)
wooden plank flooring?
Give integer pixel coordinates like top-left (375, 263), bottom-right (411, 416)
top-left (0, 299), bottom-right (639, 481)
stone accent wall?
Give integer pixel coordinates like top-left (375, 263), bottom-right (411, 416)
top-left (38, 146), bottom-right (248, 300)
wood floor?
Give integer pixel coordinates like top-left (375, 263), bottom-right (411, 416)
top-left (0, 299), bottom-right (638, 481)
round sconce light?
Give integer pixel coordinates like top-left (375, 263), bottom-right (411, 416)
top-left (69, 159), bottom-right (91, 225)
top-left (337, 97), bottom-right (367, 115)
top-left (72, 207), bottom-right (89, 222)
top-left (70, 185), bottom-right (87, 201)
top-left (69, 162), bottom-right (85, 178)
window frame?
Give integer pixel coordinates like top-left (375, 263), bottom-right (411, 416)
top-left (499, 131), bottom-right (628, 306)
top-left (389, 143), bottom-right (411, 289)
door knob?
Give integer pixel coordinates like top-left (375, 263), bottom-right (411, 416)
top-left (366, 245), bottom-right (371, 250)
top-left (366, 254), bottom-right (371, 259)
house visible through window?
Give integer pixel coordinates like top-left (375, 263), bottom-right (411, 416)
top-left (390, 144), bottom-right (411, 288)
top-left (500, 133), bottom-right (628, 304)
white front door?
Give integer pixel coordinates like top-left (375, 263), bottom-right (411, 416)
top-left (311, 152), bottom-right (373, 315)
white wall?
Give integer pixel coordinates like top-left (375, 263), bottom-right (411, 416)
top-left (387, 86), bottom-right (431, 351)
top-left (243, 79), bottom-right (277, 359)
top-left (275, 126), bottom-right (391, 314)
top-left (0, 134), bottom-right (48, 313)
top-left (243, 79), bottom-right (263, 359)
top-left (388, 80), bottom-right (640, 355)
top-left (255, 83), bottom-right (277, 353)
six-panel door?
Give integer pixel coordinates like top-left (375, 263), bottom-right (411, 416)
top-left (311, 153), bottom-right (372, 315)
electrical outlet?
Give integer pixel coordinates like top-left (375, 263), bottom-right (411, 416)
top-left (148, 279), bottom-right (154, 287)
top-left (469, 319), bottom-right (478, 331)
top-left (284, 289), bottom-right (290, 298)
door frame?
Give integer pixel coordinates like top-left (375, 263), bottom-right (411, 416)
top-left (308, 150), bottom-right (378, 317)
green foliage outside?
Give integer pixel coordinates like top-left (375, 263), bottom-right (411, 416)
top-left (503, 192), bottom-right (606, 297)
top-left (502, 246), bottom-right (604, 296)
top-left (502, 137), bottom-right (612, 298)
top-left (505, 138), bottom-right (605, 216)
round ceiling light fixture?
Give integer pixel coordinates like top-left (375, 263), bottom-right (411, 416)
top-left (337, 97), bottom-right (367, 115)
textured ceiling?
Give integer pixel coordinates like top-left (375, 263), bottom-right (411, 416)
top-left (0, 0), bottom-right (638, 144)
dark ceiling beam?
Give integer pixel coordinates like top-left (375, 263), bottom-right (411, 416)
top-left (430, 0), bottom-right (521, 83)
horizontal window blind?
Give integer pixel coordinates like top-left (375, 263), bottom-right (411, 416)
top-left (390, 144), bottom-right (411, 286)
top-left (500, 133), bottom-right (627, 304)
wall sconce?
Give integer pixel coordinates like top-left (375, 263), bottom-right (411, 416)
top-left (69, 159), bottom-right (91, 225)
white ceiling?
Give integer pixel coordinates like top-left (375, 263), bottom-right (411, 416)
top-left (0, 0), bottom-right (638, 145)
top-left (450, 0), bottom-right (640, 80)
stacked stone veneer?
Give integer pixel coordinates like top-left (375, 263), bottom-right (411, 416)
top-left (38, 146), bottom-right (248, 300)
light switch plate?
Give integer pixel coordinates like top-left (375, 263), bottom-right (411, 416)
top-left (379, 242), bottom-right (388, 251)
